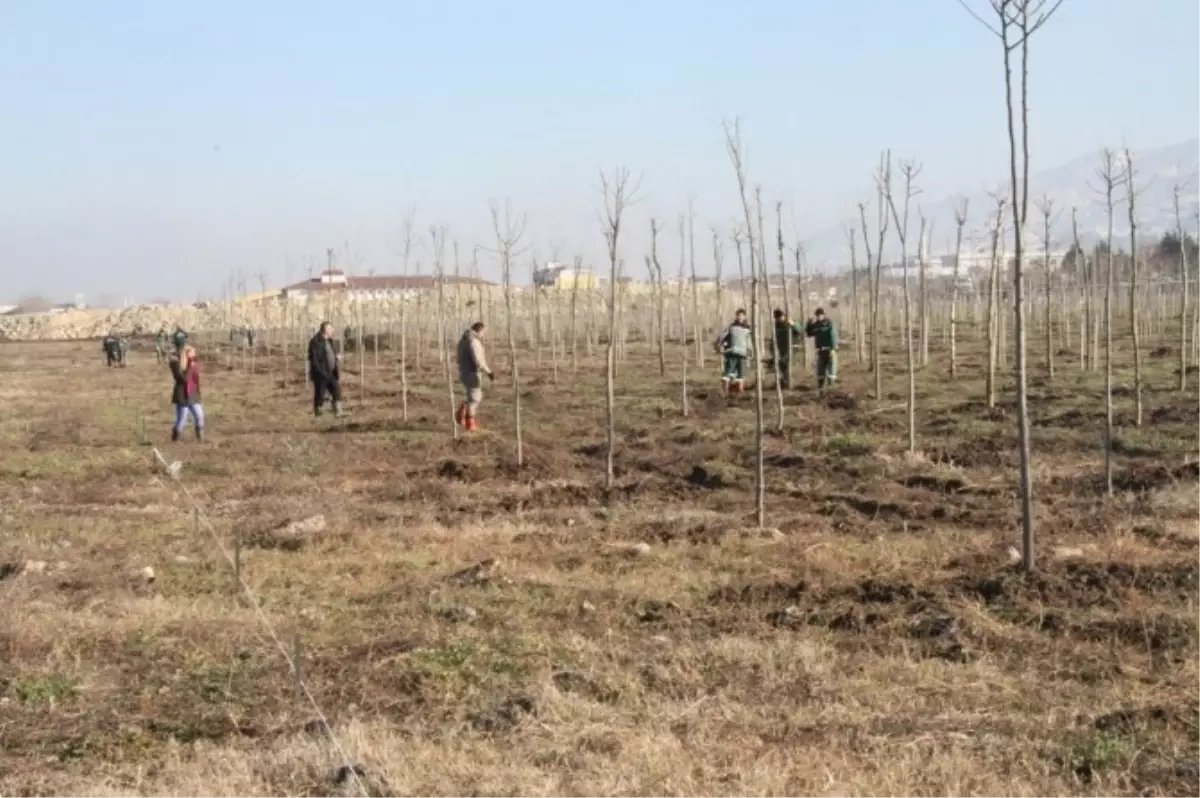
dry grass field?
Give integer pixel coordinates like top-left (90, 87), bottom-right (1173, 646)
top-left (0, 332), bottom-right (1196, 796)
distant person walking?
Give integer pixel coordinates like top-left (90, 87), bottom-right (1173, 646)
top-left (455, 322), bottom-right (494, 432)
top-left (805, 307), bottom-right (839, 391)
top-left (154, 327), bottom-right (169, 363)
top-left (307, 322), bottom-right (346, 418)
top-left (102, 331), bottom-right (125, 368)
top-left (169, 346), bottom-right (205, 442)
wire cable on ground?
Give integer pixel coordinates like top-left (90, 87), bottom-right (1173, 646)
top-left (150, 446), bottom-right (370, 798)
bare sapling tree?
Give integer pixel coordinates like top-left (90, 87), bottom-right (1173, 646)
top-left (569, 255), bottom-right (582, 375)
top-left (1175, 185), bottom-right (1191, 390)
top-left (757, 188), bottom-right (785, 429)
top-left (1096, 149), bottom-right (1123, 495)
top-left (861, 150), bottom-right (892, 399)
top-left (985, 193), bottom-right (1008, 408)
top-left (777, 203), bottom-right (795, 382)
top-left (1123, 148), bottom-right (1144, 426)
top-left (794, 245), bottom-right (808, 373)
top-left (1071, 207), bottom-right (1090, 371)
top-left (918, 214), bottom-right (933, 368)
top-left (432, 226), bottom-right (459, 440)
top-left (531, 256), bottom-right (544, 369)
top-left (600, 167), bottom-right (638, 493)
top-left (677, 215), bottom-right (690, 416)
top-left (491, 200), bottom-right (529, 466)
top-left (885, 158), bottom-right (923, 453)
top-left (723, 119), bottom-right (767, 527)
top-left (732, 228), bottom-right (749, 311)
top-left (397, 207), bottom-right (416, 420)
top-left (958, 0), bottom-right (1065, 573)
top-left (1034, 194), bottom-right (1057, 378)
top-left (712, 229), bottom-right (725, 328)
top-left (687, 199), bottom-right (703, 367)
top-left (950, 199), bottom-right (969, 378)
top-left (647, 218), bottom-right (667, 376)
top-left (847, 226), bottom-right (863, 363)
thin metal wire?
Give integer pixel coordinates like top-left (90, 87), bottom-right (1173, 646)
top-left (151, 447), bottom-right (369, 798)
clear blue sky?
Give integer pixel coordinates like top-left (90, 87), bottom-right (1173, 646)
top-left (1, 0), bottom-right (1196, 303)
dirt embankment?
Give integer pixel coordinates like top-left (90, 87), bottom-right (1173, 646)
top-left (0, 306), bottom-right (227, 341)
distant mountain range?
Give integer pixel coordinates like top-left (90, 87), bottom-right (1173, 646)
top-left (803, 138), bottom-right (1199, 268)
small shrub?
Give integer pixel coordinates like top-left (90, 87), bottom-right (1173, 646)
top-left (14, 675), bottom-right (78, 705)
top-left (1067, 732), bottom-right (1129, 781)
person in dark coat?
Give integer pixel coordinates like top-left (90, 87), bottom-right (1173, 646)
top-left (772, 309), bottom-right (804, 389)
top-left (102, 331), bottom-right (125, 367)
top-left (307, 322), bottom-right (346, 418)
top-left (169, 346), bottom-right (205, 442)
top-left (805, 307), bottom-right (839, 391)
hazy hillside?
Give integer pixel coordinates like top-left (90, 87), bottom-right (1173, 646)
top-left (804, 138), bottom-right (1200, 267)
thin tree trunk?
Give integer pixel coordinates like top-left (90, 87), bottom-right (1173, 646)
top-left (724, 121), bottom-right (765, 528)
top-left (918, 219), bottom-right (931, 369)
top-left (570, 257), bottom-right (581, 375)
top-left (600, 169), bottom-right (633, 494)
top-left (848, 227), bottom-right (863, 364)
top-left (678, 215), bottom-right (690, 416)
top-left (1124, 150), bottom-right (1143, 426)
top-left (688, 202), bottom-right (703, 368)
top-left (950, 203), bottom-right (967, 379)
top-left (1185, 195), bottom-right (1195, 388)
top-left (434, 230), bottom-right (458, 440)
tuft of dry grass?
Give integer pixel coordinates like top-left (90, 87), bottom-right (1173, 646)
top-left (0, 336), bottom-right (1195, 797)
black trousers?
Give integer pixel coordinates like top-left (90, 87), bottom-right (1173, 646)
top-left (313, 377), bottom-right (341, 415)
top-left (777, 358), bottom-right (791, 389)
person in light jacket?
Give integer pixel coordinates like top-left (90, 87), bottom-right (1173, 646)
top-left (456, 322), bottom-right (494, 431)
top-left (714, 309), bottom-right (753, 394)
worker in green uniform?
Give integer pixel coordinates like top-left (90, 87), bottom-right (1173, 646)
top-left (805, 307), bottom-right (838, 391)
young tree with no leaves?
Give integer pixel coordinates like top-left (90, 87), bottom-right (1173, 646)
top-left (600, 167), bottom-right (638, 494)
top-left (431, 226), bottom-right (458, 440)
top-left (677, 214), bottom-right (691, 416)
top-left (1174, 185), bottom-right (1191, 390)
top-left (397, 207), bottom-right (417, 421)
top-left (847, 225), bottom-right (864, 364)
top-left (490, 199), bottom-right (528, 467)
top-left (1034, 194), bottom-right (1058, 379)
top-left (885, 158), bottom-right (923, 454)
top-left (723, 118), bottom-right (767, 528)
top-left (958, 0), bottom-right (1064, 573)
top-left (1123, 148), bottom-right (1144, 426)
top-left (860, 150), bottom-right (892, 400)
top-left (950, 199), bottom-right (969, 379)
top-left (1095, 148), bottom-right (1123, 497)
top-left (647, 218), bottom-right (667, 377)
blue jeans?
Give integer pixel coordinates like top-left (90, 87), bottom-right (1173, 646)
top-left (173, 403), bottom-right (205, 433)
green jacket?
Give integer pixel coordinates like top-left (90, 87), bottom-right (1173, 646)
top-left (772, 319), bottom-right (803, 357)
top-left (805, 318), bottom-right (837, 350)
top-left (155, 330), bottom-right (168, 348)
